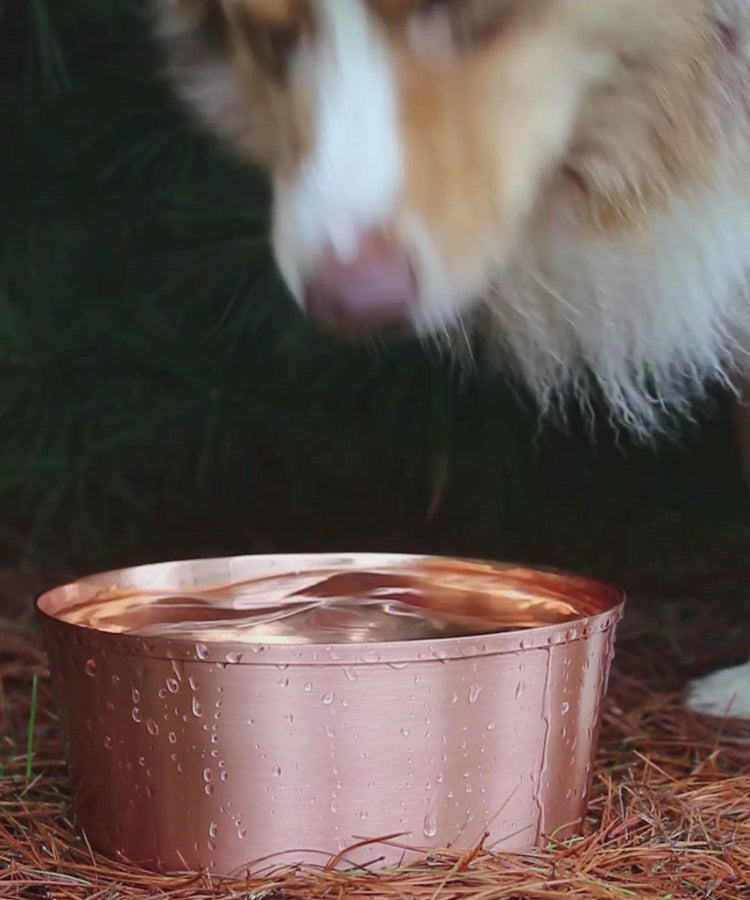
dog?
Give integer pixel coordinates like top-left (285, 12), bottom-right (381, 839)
top-left (153, 0), bottom-right (750, 720)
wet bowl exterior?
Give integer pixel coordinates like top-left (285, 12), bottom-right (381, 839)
top-left (38, 553), bottom-right (624, 874)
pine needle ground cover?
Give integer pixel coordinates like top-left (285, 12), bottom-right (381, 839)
top-left (1, 536), bottom-right (749, 900)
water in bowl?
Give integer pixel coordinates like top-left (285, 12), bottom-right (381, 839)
top-left (56, 558), bottom-right (585, 644)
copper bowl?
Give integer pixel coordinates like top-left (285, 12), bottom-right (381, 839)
top-left (37, 553), bottom-right (624, 874)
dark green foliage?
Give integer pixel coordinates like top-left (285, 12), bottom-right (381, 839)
top-left (1, 0), bottom-right (745, 570)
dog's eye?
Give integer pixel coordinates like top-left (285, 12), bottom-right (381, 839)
top-left (411, 0), bottom-right (528, 54)
top-left (231, 10), bottom-right (300, 79)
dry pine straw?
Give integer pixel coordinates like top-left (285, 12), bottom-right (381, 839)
top-left (1, 619), bottom-right (748, 900)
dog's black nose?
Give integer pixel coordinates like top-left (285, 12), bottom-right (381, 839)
top-left (303, 232), bottom-right (416, 336)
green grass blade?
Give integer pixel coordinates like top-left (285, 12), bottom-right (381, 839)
top-left (25, 672), bottom-right (39, 783)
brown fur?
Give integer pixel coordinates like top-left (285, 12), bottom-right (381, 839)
top-left (396, 1), bottom-right (720, 250)
top-left (556, 9), bottom-right (719, 233)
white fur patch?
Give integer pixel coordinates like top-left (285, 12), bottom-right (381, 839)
top-left (272, 0), bottom-right (402, 299)
top-left (688, 659), bottom-right (750, 720)
top-left (464, 177), bottom-right (750, 435)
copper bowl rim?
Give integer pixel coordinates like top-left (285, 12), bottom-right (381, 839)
top-left (36, 552), bottom-right (625, 666)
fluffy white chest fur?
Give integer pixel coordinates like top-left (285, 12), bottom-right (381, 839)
top-left (489, 177), bottom-right (750, 433)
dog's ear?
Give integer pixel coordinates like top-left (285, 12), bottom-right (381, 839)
top-left (154, 0), bottom-right (215, 40)
top-left (153, 0), bottom-right (253, 151)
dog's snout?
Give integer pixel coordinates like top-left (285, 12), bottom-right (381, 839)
top-left (303, 232), bottom-right (416, 336)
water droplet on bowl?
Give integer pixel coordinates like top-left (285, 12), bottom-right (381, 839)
top-left (303, 682), bottom-right (313, 693)
top-left (423, 813), bottom-right (438, 838)
top-left (322, 691), bottom-right (335, 705)
top-left (166, 678), bottom-right (179, 694)
top-left (192, 697), bottom-right (204, 717)
top-left (84, 659), bottom-right (96, 677)
top-left (196, 644), bottom-right (209, 660)
top-left (146, 719), bottom-right (159, 736)
top-left (468, 684), bottom-right (482, 704)
top-left (131, 687), bottom-right (140, 704)
top-left (132, 707), bottom-right (142, 724)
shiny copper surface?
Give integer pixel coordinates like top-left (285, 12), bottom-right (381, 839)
top-left (37, 553), bottom-right (624, 874)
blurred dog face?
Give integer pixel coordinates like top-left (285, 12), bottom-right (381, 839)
top-left (157, 0), bottom-right (716, 339)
